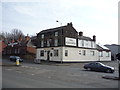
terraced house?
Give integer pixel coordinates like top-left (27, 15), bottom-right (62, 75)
top-left (36, 23), bottom-right (111, 62)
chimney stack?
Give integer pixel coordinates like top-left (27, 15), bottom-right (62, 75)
top-left (79, 31), bottom-right (83, 36)
top-left (93, 35), bottom-right (96, 42)
top-left (67, 22), bottom-right (73, 27)
top-left (25, 34), bottom-right (30, 41)
top-left (18, 35), bottom-right (22, 41)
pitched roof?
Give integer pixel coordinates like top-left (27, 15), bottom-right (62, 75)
top-left (39, 23), bottom-right (77, 34)
top-left (97, 44), bottom-right (110, 51)
top-left (78, 36), bottom-right (93, 41)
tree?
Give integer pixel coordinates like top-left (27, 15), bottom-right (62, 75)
top-left (11, 29), bottom-right (25, 40)
top-left (0, 29), bottom-right (25, 43)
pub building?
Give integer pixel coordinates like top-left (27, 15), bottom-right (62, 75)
top-left (36, 22), bottom-right (111, 62)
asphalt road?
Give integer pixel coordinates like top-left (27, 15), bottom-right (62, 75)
top-left (2, 58), bottom-right (119, 88)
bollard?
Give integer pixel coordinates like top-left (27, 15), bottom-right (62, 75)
top-left (16, 59), bottom-right (20, 66)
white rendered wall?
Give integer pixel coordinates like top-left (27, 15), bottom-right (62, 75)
top-left (36, 47), bottom-right (62, 61)
top-left (36, 47), bottom-right (111, 62)
top-left (62, 47), bottom-right (98, 62)
top-left (98, 51), bottom-right (111, 61)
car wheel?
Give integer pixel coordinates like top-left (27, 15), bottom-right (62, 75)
top-left (106, 69), bottom-right (111, 73)
top-left (87, 68), bottom-right (91, 71)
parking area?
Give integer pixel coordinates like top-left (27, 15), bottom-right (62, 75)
top-left (2, 58), bottom-right (119, 88)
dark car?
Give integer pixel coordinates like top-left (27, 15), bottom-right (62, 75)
top-left (83, 62), bottom-right (114, 73)
top-left (9, 56), bottom-right (23, 62)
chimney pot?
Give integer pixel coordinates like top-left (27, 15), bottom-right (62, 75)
top-left (79, 31), bottom-right (83, 36)
top-left (67, 22), bottom-right (73, 26)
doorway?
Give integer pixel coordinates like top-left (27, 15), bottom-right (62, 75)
top-left (47, 51), bottom-right (50, 61)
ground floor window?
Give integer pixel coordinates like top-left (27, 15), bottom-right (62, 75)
top-left (106, 52), bottom-right (109, 57)
top-left (90, 51), bottom-right (95, 56)
top-left (65, 50), bottom-right (68, 56)
top-left (40, 50), bottom-right (44, 56)
top-left (82, 50), bottom-right (86, 56)
top-left (54, 50), bottom-right (59, 56)
top-left (79, 50), bottom-right (82, 55)
top-left (99, 51), bottom-right (103, 57)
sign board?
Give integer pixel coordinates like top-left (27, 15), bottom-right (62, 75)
top-left (65, 37), bottom-right (76, 46)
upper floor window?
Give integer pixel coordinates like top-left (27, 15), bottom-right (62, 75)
top-left (54, 39), bottom-right (58, 46)
top-left (55, 32), bottom-right (58, 36)
top-left (47, 40), bottom-right (50, 47)
top-left (91, 41), bottom-right (93, 48)
top-left (41, 34), bottom-right (44, 39)
top-left (41, 41), bottom-right (44, 47)
top-left (82, 40), bottom-right (84, 47)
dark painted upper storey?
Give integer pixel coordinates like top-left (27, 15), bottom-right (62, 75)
top-left (37, 22), bottom-right (95, 41)
top-left (37, 22), bottom-right (96, 48)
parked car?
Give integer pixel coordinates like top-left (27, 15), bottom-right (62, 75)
top-left (83, 62), bottom-right (114, 73)
top-left (9, 56), bottom-right (23, 62)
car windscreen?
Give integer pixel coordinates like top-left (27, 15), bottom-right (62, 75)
top-left (16, 57), bottom-right (20, 59)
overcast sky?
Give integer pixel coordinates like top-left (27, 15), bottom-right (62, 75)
top-left (1, 0), bottom-right (119, 45)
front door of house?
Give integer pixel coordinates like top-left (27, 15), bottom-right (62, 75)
top-left (47, 51), bottom-right (50, 61)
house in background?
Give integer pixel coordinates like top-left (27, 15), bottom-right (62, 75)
top-left (104, 44), bottom-right (120, 60)
top-left (0, 40), bottom-right (7, 54)
top-left (97, 44), bottom-right (111, 61)
top-left (36, 22), bottom-right (111, 62)
top-left (4, 35), bottom-right (37, 60)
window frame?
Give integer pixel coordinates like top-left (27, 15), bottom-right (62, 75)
top-left (65, 50), bottom-right (68, 56)
top-left (55, 32), bottom-right (58, 36)
top-left (41, 34), bottom-right (44, 39)
top-left (90, 51), bottom-right (95, 56)
top-left (54, 49), bottom-right (59, 57)
top-left (83, 50), bottom-right (86, 56)
top-left (40, 50), bottom-right (44, 56)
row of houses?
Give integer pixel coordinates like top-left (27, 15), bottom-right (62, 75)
top-left (1, 35), bottom-right (37, 60)
top-left (1, 22), bottom-right (116, 62)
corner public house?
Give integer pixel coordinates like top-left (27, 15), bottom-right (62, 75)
top-left (36, 23), bottom-right (111, 62)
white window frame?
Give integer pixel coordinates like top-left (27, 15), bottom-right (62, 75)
top-left (54, 49), bottom-right (59, 56)
top-left (65, 50), bottom-right (68, 56)
top-left (90, 51), bottom-right (95, 56)
top-left (106, 52), bottom-right (109, 57)
top-left (40, 50), bottom-right (44, 56)
top-left (41, 41), bottom-right (44, 47)
top-left (99, 51), bottom-right (103, 57)
top-left (55, 32), bottom-right (58, 36)
top-left (54, 38), bottom-right (58, 46)
top-left (82, 40), bottom-right (84, 47)
top-left (41, 34), bottom-right (44, 39)
top-left (83, 50), bottom-right (86, 56)
top-left (47, 40), bottom-right (50, 47)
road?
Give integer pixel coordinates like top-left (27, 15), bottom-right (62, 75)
top-left (2, 58), bottom-right (119, 88)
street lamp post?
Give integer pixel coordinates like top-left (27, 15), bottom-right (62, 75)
top-left (56, 20), bottom-right (63, 64)
top-left (56, 20), bottom-right (62, 26)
